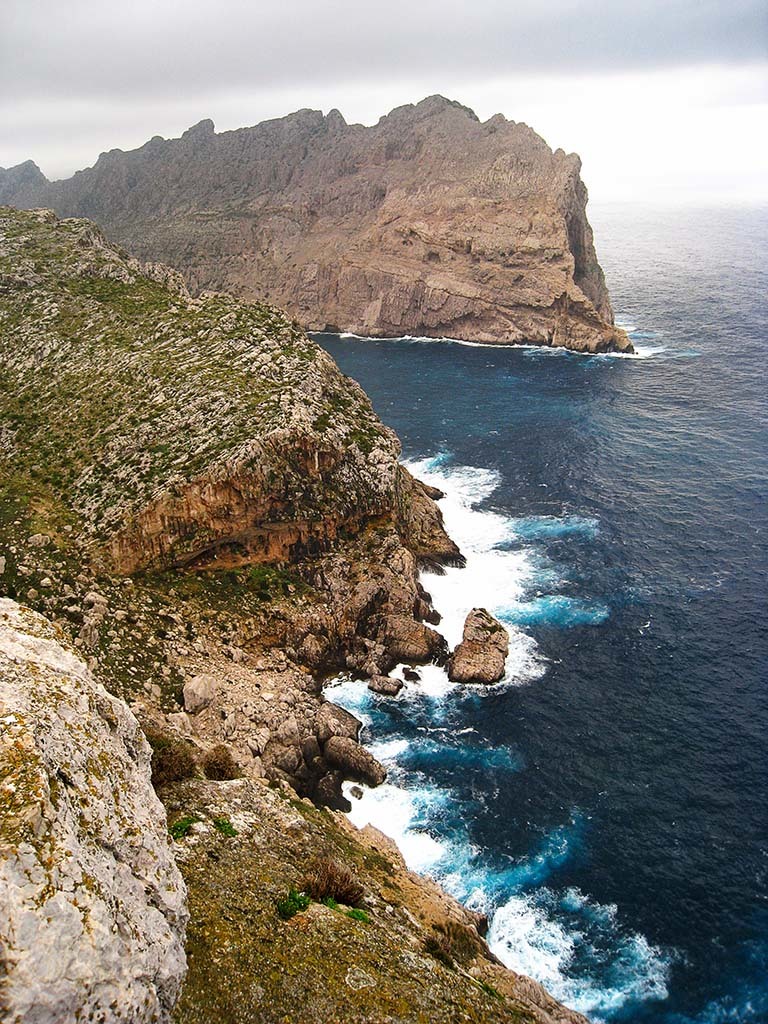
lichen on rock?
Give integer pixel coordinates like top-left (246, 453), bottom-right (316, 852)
top-left (0, 598), bottom-right (188, 1023)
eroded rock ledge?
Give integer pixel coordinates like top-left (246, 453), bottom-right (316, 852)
top-left (1, 96), bottom-right (631, 353)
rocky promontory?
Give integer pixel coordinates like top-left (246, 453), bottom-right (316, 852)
top-left (0, 96), bottom-right (631, 353)
top-left (0, 206), bottom-right (588, 1023)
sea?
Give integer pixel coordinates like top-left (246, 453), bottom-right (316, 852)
top-left (315, 203), bottom-right (768, 1024)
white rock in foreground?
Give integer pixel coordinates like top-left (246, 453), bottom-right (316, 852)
top-left (0, 598), bottom-right (187, 1023)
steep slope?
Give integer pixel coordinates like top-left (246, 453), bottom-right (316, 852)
top-left (0, 96), bottom-right (631, 353)
top-left (0, 206), bottom-right (589, 1023)
top-left (0, 205), bottom-right (455, 805)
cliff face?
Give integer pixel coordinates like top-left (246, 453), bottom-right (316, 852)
top-left (0, 204), bottom-right (456, 806)
top-left (0, 207), bottom-right (591, 1023)
top-left (0, 96), bottom-right (631, 353)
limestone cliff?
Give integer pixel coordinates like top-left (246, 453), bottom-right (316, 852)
top-left (0, 96), bottom-right (630, 353)
top-left (0, 204), bottom-right (456, 806)
top-left (0, 206), bottom-right (588, 1023)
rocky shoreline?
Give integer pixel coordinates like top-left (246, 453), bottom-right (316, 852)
top-left (0, 206), bottom-right (588, 1022)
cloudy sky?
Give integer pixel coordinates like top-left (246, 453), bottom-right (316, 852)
top-left (1, 0), bottom-right (766, 202)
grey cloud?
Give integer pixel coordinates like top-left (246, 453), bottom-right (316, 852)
top-left (2, 0), bottom-right (766, 103)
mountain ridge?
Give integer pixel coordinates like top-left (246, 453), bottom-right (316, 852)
top-left (0, 96), bottom-right (632, 353)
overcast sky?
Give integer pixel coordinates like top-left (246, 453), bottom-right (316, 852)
top-left (1, 0), bottom-right (766, 202)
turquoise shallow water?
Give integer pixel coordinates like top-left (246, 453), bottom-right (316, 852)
top-left (316, 203), bottom-right (768, 1023)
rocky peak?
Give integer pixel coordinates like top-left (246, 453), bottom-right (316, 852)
top-left (0, 159), bottom-right (49, 203)
top-left (181, 118), bottom-right (216, 142)
top-left (382, 94), bottom-right (481, 125)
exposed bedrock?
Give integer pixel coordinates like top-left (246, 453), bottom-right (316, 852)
top-left (0, 599), bottom-right (188, 1024)
top-left (448, 607), bottom-right (510, 684)
top-left (1, 96), bottom-right (631, 353)
top-left (0, 207), bottom-right (458, 809)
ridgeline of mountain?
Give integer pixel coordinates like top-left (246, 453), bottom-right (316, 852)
top-left (0, 96), bottom-right (631, 354)
top-left (0, 207), bottom-right (589, 1023)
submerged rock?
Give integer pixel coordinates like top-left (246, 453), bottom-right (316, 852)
top-left (0, 599), bottom-right (187, 1023)
top-left (448, 608), bottom-right (509, 684)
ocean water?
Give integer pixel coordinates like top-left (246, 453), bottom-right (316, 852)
top-left (316, 203), bottom-right (768, 1024)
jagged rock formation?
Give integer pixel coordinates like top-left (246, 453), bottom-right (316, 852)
top-left (448, 608), bottom-right (510, 684)
top-left (0, 599), bottom-right (187, 1023)
top-left (0, 96), bottom-right (631, 353)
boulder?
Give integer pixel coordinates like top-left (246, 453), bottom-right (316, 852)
top-left (315, 770), bottom-right (351, 812)
top-left (314, 701), bottom-right (361, 744)
top-left (367, 674), bottom-right (404, 696)
top-left (447, 608), bottom-right (509, 684)
top-left (0, 599), bottom-right (187, 1023)
top-left (183, 672), bottom-right (217, 714)
top-left (323, 736), bottom-right (387, 788)
top-left (382, 614), bottom-right (449, 666)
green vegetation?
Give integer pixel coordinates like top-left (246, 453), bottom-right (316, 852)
top-left (276, 888), bottom-right (311, 920)
top-left (169, 814), bottom-right (200, 840)
top-left (212, 817), bottom-right (238, 837)
top-left (345, 908), bottom-right (370, 923)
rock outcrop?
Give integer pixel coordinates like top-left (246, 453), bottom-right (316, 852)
top-left (165, 775), bottom-right (589, 1024)
top-left (0, 205), bottom-right (456, 808)
top-left (448, 608), bottom-right (510, 684)
top-left (0, 96), bottom-right (631, 353)
top-left (0, 599), bottom-right (187, 1023)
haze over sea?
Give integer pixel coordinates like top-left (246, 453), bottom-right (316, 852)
top-left (317, 203), bottom-right (768, 1023)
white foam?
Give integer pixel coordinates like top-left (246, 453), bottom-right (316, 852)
top-left (323, 454), bottom-right (671, 1018)
top-left (344, 779), bottom-right (448, 873)
top-left (327, 329), bottom-right (668, 360)
top-left (405, 455), bottom-right (547, 684)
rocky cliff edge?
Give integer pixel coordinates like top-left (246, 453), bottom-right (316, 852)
top-left (0, 96), bottom-right (631, 353)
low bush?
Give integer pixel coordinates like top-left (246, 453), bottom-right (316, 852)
top-left (169, 814), bottom-right (200, 840)
top-left (212, 816), bottom-right (237, 837)
top-left (202, 743), bottom-right (239, 781)
top-left (300, 856), bottom-right (364, 907)
top-left (144, 727), bottom-right (197, 788)
top-left (424, 920), bottom-right (483, 969)
top-left (276, 888), bottom-right (311, 920)
top-left (346, 908), bottom-right (370, 923)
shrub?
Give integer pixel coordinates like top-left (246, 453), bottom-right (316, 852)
top-left (212, 816), bottom-right (237, 837)
top-left (423, 932), bottom-right (454, 969)
top-left (144, 727), bottom-right (196, 788)
top-left (424, 920), bottom-right (483, 969)
top-left (202, 743), bottom-right (239, 780)
top-left (300, 856), bottom-right (364, 907)
top-left (169, 814), bottom-right (200, 840)
top-left (276, 888), bottom-right (310, 920)
top-left (346, 908), bottom-right (370, 923)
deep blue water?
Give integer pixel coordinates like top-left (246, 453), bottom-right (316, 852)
top-left (316, 203), bottom-right (768, 1023)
